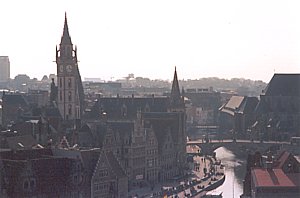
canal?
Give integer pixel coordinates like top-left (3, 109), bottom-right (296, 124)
top-left (210, 147), bottom-right (247, 198)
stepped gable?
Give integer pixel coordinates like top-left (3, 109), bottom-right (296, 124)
top-left (105, 151), bottom-right (127, 178)
top-left (143, 112), bottom-right (180, 151)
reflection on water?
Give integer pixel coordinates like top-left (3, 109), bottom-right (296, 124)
top-left (210, 147), bottom-right (246, 198)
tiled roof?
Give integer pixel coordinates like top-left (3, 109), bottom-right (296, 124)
top-left (252, 168), bottom-right (297, 187)
top-left (274, 151), bottom-right (291, 169)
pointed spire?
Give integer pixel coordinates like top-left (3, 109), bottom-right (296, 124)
top-left (60, 12), bottom-right (72, 45)
top-left (170, 66), bottom-right (182, 107)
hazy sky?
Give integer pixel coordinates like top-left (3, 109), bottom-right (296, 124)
top-left (0, 0), bottom-right (299, 82)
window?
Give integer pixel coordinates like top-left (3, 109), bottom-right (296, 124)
top-left (99, 170), bottom-right (108, 177)
top-left (68, 91), bottom-right (72, 101)
top-left (60, 78), bottom-right (62, 88)
top-left (23, 180), bottom-right (29, 189)
top-left (68, 104), bottom-right (72, 115)
top-left (121, 104), bottom-right (127, 117)
top-left (60, 91), bottom-right (62, 101)
top-left (30, 179), bottom-right (36, 188)
top-left (68, 78), bottom-right (72, 88)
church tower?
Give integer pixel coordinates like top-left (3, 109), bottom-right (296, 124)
top-left (56, 13), bottom-right (84, 120)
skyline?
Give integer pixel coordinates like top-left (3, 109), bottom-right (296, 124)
top-left (0, 0), bottom-right (300, 82)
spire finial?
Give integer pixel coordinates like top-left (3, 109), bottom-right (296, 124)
top-left (60, 12), bottom-right (72, 45)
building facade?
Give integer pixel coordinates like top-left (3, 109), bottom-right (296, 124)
top-left (55, 14), bottom-right (84, 121)
top-left (0, 56), bottom-right (10, 83)
top-left (252, 74), bottom-right (300, 141)
top-left (79, 68), bottom-right (187, 188)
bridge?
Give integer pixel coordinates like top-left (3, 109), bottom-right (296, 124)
top-left (187, 139), bottom-right (300, 156)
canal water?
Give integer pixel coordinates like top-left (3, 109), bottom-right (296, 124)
top-left (209, 147), bottom-right (247, 198)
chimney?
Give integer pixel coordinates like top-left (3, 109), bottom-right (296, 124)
top-left (266, 151), bottom-right (273, 169)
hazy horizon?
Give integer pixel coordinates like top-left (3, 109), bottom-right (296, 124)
top-left (1, 0), bottom-right (299, 82)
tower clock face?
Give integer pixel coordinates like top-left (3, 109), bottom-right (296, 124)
top-left (66, 65), bottom-right (73, 72)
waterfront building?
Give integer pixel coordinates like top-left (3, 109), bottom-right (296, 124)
top-left (242, 150), bottom-right (300, 198)
top-left (184, 87), bottom-right (221, 126)
top-left (91, 150), bottom-right (128, 198)
top-left (219, 95), bottom-right (258, 136)
top-left (252, 74), bottom-right (300, 141)
top-left (79, 68), bottom-right (187, 188)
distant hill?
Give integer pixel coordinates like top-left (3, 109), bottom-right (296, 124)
top-left (119, 76), bottom-right (267, 97)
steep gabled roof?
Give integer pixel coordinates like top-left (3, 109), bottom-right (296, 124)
top-left (90, 97), bottom-right (169, 120)
top-left (264, 74), bottom-right (300, 96)
top-left (6, 135), bottom-right (37, 150)
top-left (105, 151), bottom-right (127, 178)
top-left (2, 94), bottom-right (29, 107)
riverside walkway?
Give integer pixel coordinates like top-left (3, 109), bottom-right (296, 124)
top-left (128, 154), bottom-right (225, 198)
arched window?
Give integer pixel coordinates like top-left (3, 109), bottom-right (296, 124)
top-left (68, 78), bottom-right (72, 88)
top-left (68, 91), bottom-right (72, 101)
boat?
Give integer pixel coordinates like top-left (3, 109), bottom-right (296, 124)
top-left (202, 192), bottom-right (223, 197)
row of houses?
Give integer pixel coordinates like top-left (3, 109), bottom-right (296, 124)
top-left (0, 147), bottom-right (127, 198)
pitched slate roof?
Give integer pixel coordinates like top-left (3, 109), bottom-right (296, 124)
top-left (264, 74), bottom-right (300, 96)
top-left (254, 97), bottom-right (270, 114)
top-left (238, 97), bottom-right (259, 114)
top-left (2, 94), bottom-right (29, 107)
top-left (6, 135), bottom-right (38, 150)
top-left (0, 148), bottom-right (53, 160)
top-left (90, 97), bottom-right (169, 119)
